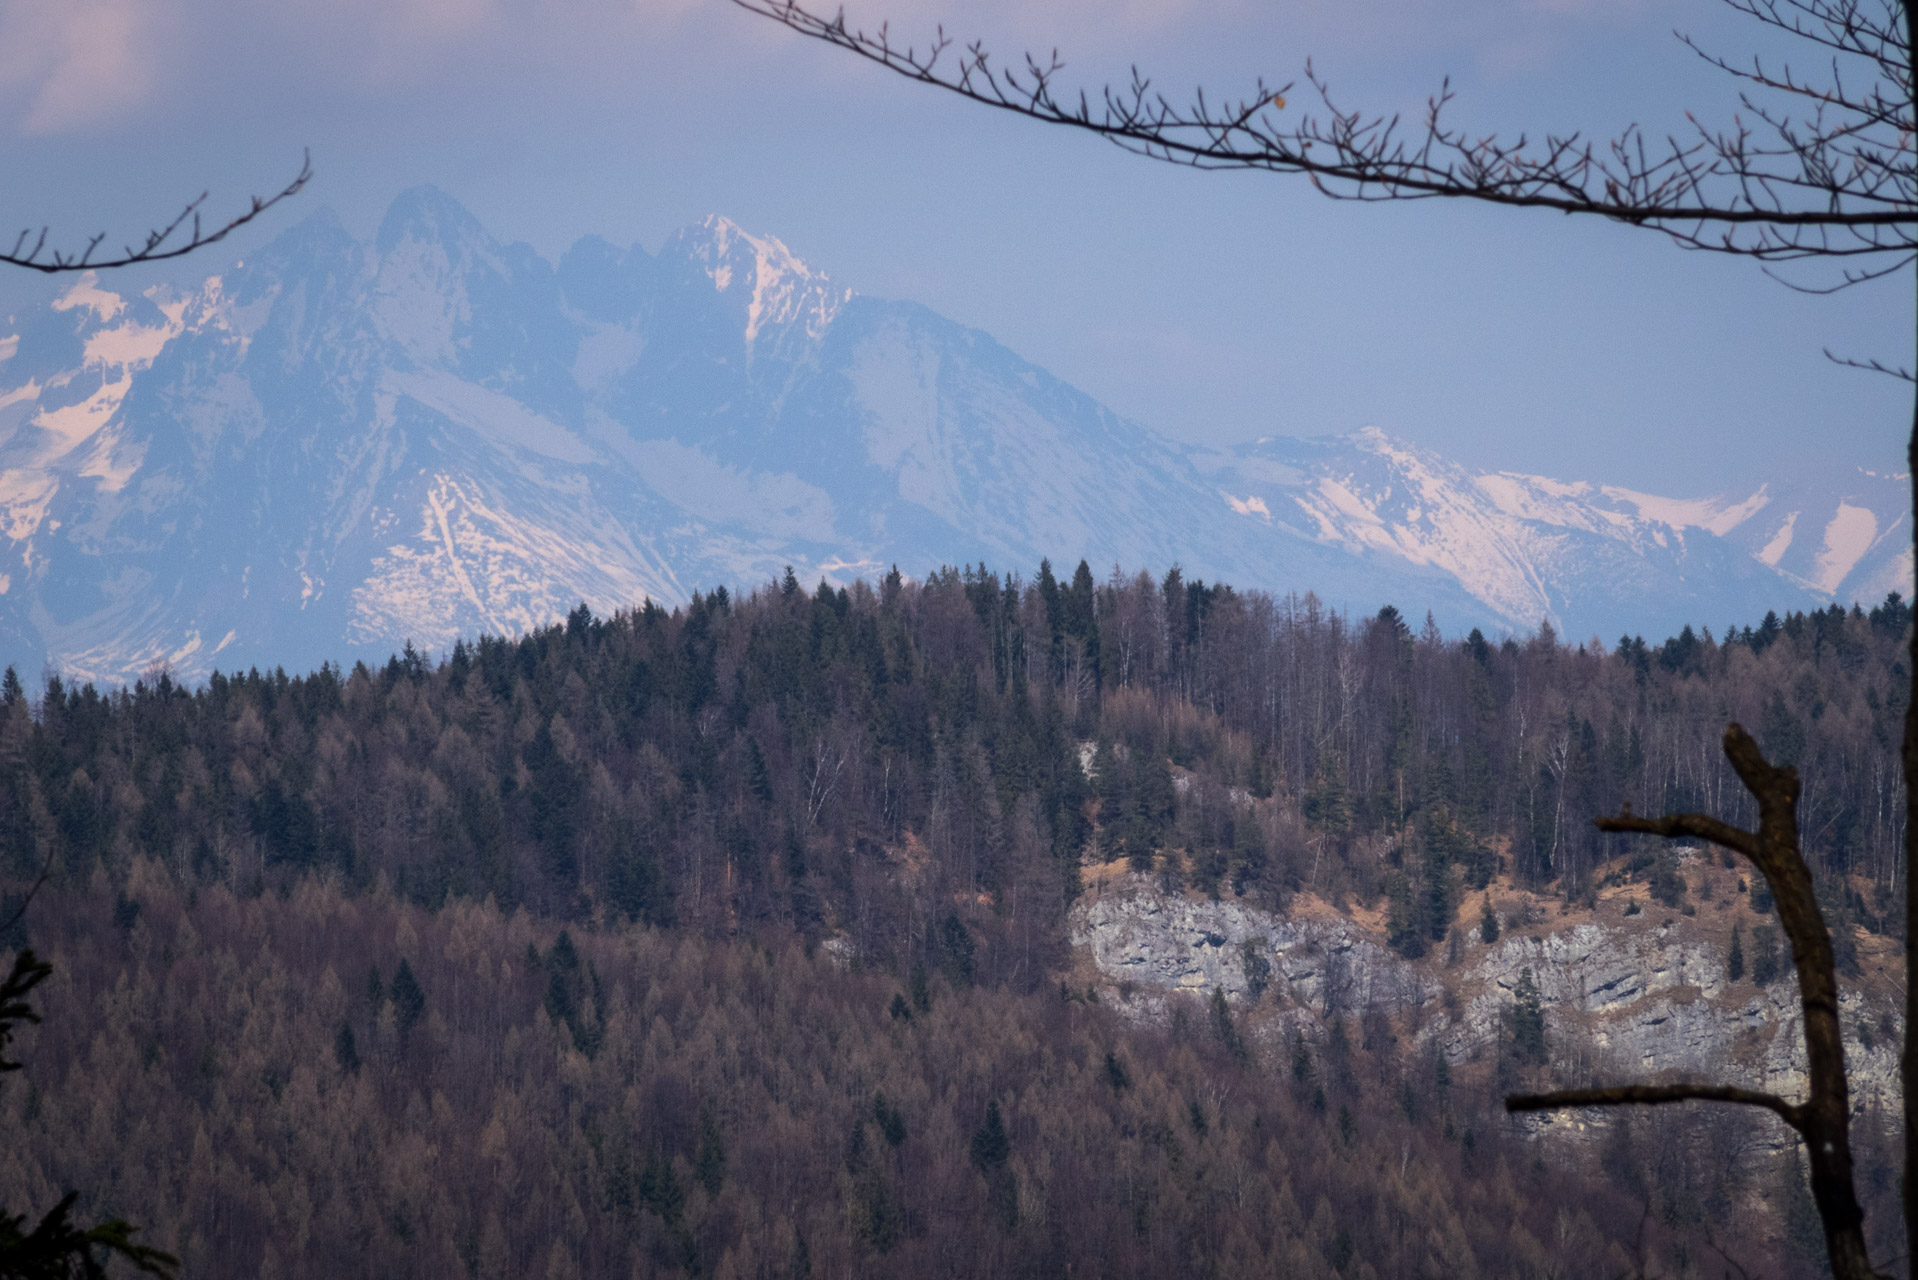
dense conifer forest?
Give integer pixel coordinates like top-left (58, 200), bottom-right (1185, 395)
top-left (0, 562), bottom-right (1908, 1277)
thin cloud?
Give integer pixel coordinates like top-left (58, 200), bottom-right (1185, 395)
top-left (0, 0), bottom-right (165, 133)
top-left (0, 0), bottom-right (1680, 137)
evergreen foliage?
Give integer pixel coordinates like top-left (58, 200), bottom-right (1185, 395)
top-left (389, 959), bottom-right (425, 1038)
top-left (0, 575), bottom-right (1893, 963)
top-left (696, 1106), bottom-right (727, 1195)
top-left (0, 950), bottom-right (178, 1279)
top-left (969, 1100), bottom-right (1010, 1172)
top-left (1751, 925), bottom-right (1783, 986)
top-left (1511, 967), bottom-right (1546, 1064)
top-left (0, 567), bottom-right (1902, 1276)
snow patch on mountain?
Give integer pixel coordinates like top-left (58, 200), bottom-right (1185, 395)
top-left (350, 473), bottom-right (680, 655)
top-left (1223, 492), bottom-right (1270, 520)
top-left (1600, 485), bottom-right (1769, 537)
top-left (51, 275), bottom-right (127, 324)
top-left (0, 189), bottom-right (1900, 684)
top-left (622, 438), bottom-right (837, 542)
top-left (386, 370), bottom-right (598, 465)
top-left (677, 215), bottom-right (844, 354)
top-left (1200, 427), bottom-right (1890, 640)
top-left (1758, 512), bottom-right (1797, 566)
top-left (1812, 503), bottom-right (1879, 592)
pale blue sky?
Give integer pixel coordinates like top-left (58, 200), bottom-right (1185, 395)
top-left (0, 0), bottom-right (1906, 494)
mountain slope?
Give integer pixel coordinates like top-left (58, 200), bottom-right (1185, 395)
top-left (1197, 430), bottom-right (1899, 641)
top-left (0, 189), bottom-right (1892, 682)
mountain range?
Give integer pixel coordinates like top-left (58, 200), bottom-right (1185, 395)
top-left (0, 186), bottom-right (1904, 684)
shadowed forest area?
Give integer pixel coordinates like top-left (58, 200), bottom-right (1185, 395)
top-left (0, 563), bottom-right (1908, 1276)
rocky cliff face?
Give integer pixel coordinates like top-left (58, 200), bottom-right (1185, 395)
top-left (1069, 863), bottom-right (1902, 1127)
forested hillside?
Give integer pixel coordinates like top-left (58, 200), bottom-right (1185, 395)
top-left (5, 876), bottom-right (1680, 1279)
top-left (0, 562), bottom-right (1906, 1277)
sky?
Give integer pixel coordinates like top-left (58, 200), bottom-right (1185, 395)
top-left (0, 0), bottom-right (1906, 496)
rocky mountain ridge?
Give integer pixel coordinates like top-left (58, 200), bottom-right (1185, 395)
top-left (0, 187), bottom-right (1903, 683)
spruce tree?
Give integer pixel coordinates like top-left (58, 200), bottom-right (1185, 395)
top-left (390, 959), bottom-right (426, 1038)
top-left (1479, 895), bottom-right (1500, 945)
top-left (1751, 925), bottom-right (1782, 985)
top-left (1511, 967), bottom-right (1546, 1064)
top-left (872, 1093), bottom-right (907, 1147)
top-left (969, 1101), bottom-right (1010, 1172)
top-left (1210, 986), bottom-right (1248, 1062)
top-left (696, 1106), bottom-right (727, 1195)
top-left (1727, 925), bottom-right (1745, 982)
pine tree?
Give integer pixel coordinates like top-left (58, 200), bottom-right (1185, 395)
top-left (1210, 986), bottom-right (1248, 1062)
top-left (1727, 925), bottom-right (1745, 982)
top-left (746, 738), bottom-right (774, 804)
top-left (1290, 1033), bottom-right (1314, 1085)
top-left (696, 1106), bottom-right (726, 1195)
top-left (1386, 873), bottom-right (1427, 959)
top-left (1479, 895), bottom-right (1500, 945)
top-left (1511, 967), bottom-right (1545, 1064)
top-left (872, 1092), bottom-right (906, 1147)
top-left (390, 959), bottom-right (426, 1038)
top-left (1240, 939), bottom-right (1272, 1001)
top-left (969, 1100), bottom-right (1010, 1172)
top-left (939, 913), bottom-right (975, 987)
top-left (1751, 925), bottom-right (1782, 985)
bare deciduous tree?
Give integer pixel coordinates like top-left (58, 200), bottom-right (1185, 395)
top-left (1509, 724), bottom-right (1879, 1278)
top-left (731, 1), bottom-right (1915, 1274)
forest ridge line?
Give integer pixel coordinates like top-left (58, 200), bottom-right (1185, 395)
top-left (0, 559), bottom-right (1908, 1277)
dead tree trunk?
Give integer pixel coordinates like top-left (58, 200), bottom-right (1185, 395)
top-left (1506, 723), bottom-right (1885, 1280)
top-left (1903, 370), bottom-right (1917, 1276)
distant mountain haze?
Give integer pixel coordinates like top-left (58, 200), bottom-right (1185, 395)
top-left (0, 187), bottom-right (1901, 684)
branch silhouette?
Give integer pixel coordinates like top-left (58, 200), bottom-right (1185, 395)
top-left (1, 151), bottom-right (311, 274)
top-left (732, 0), bottom-right (1914, 276)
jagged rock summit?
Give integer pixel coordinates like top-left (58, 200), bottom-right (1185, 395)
top-left (0, 189), bottom-right (1899, 683)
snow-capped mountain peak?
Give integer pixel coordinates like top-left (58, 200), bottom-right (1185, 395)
top-left (668, 214), bottom-right (845, 352)
top-left (0, 190), bottom-right (1902, 685)
top-left (1200, 428), bottom-right (1907, 639)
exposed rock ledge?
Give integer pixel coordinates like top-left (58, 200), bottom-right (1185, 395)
top-left (1069, 873), bottom-right (1901, 1118)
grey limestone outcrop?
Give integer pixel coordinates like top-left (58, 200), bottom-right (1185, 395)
top-left (1069, 875), bottom-right (1900, 1117)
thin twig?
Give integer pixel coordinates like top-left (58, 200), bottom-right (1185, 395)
top-left (0, 151), bottom-right (311, 274)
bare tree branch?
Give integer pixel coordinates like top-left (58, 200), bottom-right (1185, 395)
top-left (731, 1), bottom-right (1914, 276)
top-left (1825, 346), bottom-right (1918, 378)
top-left (1593, 804), bottom-right (1760, 857)
top-left (1505, 1083), bottom-right (1808, 1132)
top-left (1548, 724), bottom-right (1885, 1279)
top-left (0, 151), bottom-right (311, 274)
